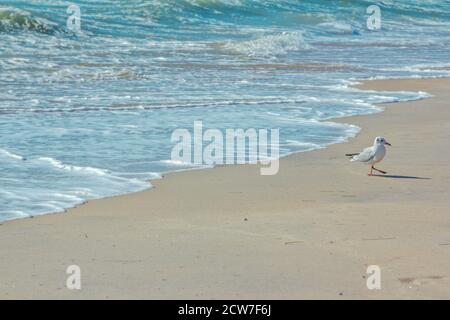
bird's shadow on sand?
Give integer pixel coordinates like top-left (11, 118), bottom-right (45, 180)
top-left (372, 174), bottom-right (431, 180)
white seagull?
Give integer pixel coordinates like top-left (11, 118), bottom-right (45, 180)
top-left (346, 136), bottom-right (392, 176)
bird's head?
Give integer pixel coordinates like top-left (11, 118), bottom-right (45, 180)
top-left (374, 136), bottom-right (391, 146)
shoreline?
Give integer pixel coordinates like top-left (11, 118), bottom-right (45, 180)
top-left (1, 77), bottom-right (450, 299)
top-left (0, 78), bottom-right (428, 224)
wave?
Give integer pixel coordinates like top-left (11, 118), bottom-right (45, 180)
top-left (0, 89), bottom-right (430, 116)
top-left (2, 1), bottom-right (450, 37)
top-left (37, 157), bottom-right (110, 177)
top-left (219, 31), bottom-right (309, 57)
top-left (0, 7), bottom-right (60, 34)
top-left (0, 148), bottom-right (26, 161)
top-left (0, 96), bottom-right (317, 114)
top-left (0, 153), bottom-right (152, 221)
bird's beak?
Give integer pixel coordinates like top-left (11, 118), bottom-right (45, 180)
top-left (385, 141), bottom-right (392, 146)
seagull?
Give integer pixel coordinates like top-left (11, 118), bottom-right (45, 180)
top-left (346, 136), bottom-right (392, 176)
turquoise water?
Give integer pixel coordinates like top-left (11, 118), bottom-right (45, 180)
top-left (1, 0), bottom-right (450, 221)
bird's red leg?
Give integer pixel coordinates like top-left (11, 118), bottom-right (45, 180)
top-left (368, 166), bottom-right (373, 176)
top-left (373, 166), bottom-right (387, 174)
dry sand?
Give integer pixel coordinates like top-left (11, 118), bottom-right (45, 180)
top-left (1, 78), bottom-right (449, 299)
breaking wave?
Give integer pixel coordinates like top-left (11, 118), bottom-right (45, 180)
top-left (0, 7), bottom-right (60, 34)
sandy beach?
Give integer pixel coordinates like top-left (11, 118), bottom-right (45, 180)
top-left (1, 77), bottom-right (449, 299)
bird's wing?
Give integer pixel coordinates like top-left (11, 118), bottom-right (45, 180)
top-left (353, 146), bottom-right (376, 162)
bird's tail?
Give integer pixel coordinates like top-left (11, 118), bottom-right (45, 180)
top-left (346, 153), bottom-right (358, 161)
